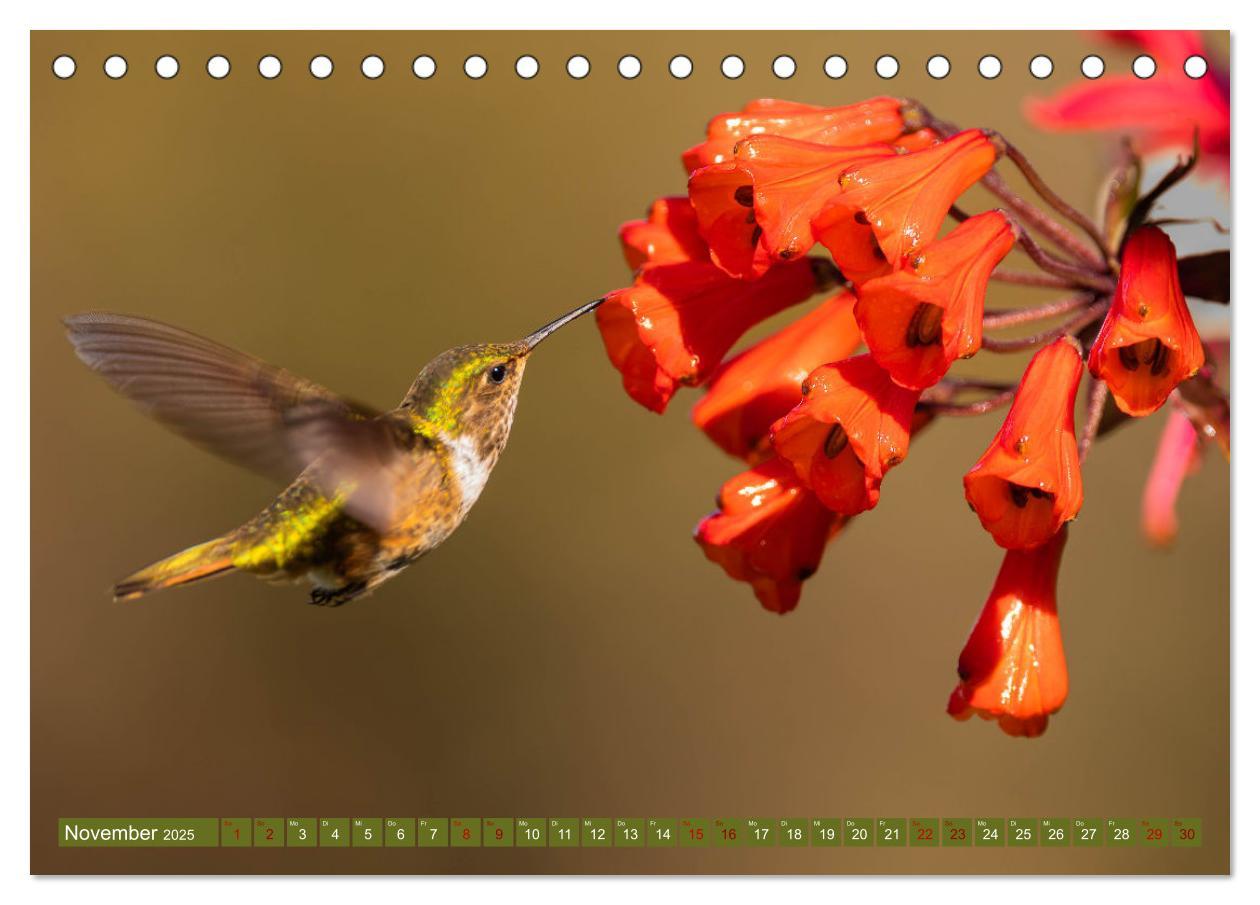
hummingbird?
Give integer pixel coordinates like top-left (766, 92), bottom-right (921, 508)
top-left (64, 298), bottom-right (603, 606)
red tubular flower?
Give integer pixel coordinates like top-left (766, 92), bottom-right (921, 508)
top-left (811, 129), bottom-right (998, 284)
top-left (1142, 407), bottom-right (1201, 547)
top-left (690, 137), bottom-right (896, 280)
top-left (1026, 31), bottom-right (1229, 174)
top-left (694, 458), bottom-right (844, 614)
top-left (1088, 225), bottom-right (1205, 417)
top-left (618, 196), bottom-right (709, 271)
top-left (596, 258), bottom-right (830, 413)
top-left (854, 211), bottom-right (1016, 390)
top-left (692, 292), bottom-right (863, 462)
top-left (963, 338), bottom-right (1084, 550)
top-left (682, 96), bottom-right (907, 173)
top-left (947, 527), bottom-right (1070, 738)
top-left (770, 354), bottom-right (920, 515)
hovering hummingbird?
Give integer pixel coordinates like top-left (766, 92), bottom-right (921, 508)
top-left (64, 299), bottom-right (603, 606)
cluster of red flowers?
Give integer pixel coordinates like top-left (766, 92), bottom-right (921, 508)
top-left (596, 78), bottom-right (1227, 737)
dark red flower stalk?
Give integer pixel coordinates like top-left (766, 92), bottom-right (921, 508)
top-left (1088, 225), bottom-right (1205, 417)
top-left (694, 458), bottom-right (845, 614)
top-left (770, 354), bottom-right (920, 515)
top-left (854, 210), bottom-right (1016, 390)
top-left (596, 257), bottom-right (833, 413)
top-left (963, 338), bottom-right (1084, 550)
top-left (689, 137), bottom-right (896, 280)
top-left (618, 196), bottom-right (709, 270)
top-left (692, 291), bottom-right (864, 462)
top-left (682, 96), bottom-right (907, 173)
top-left (948, 527), bottom-right (1070, 738)
top-left (811, 128), bottom-right (998, 284)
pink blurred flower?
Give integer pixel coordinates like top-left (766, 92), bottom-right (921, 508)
top-left (1142, 407), bottom-right (1202, 547)
top-left (1026, 31), bottom-right (1229, 175)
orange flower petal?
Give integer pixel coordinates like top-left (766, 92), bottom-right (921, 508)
top-left (1088, 225), bottom-right (1205, 417)
top-left (690, 138), bottom-right (896, 279)
top-left (618, 196), bottom-right (709, 270)
top-left (770, 354), bottom-right (920, 515)
top-left (855, 210), bottom-right (1016, 389)
top-left (597, 258), bottom-right (829, 413)
top-left (813, 128), bottom-right (998, 279)
top-left (964, 338), bottom-right (1084, 550)
top-left (694, 458), bottom-right (844, 613)
top-left (692, 291), bottom-right (863, 462)
top-left (683, 96), bottom-right (907, 173)
top-left (948, 528), bottom-right (1070, 738)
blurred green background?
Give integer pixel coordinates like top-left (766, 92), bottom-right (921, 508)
top-left (31, 30), bottom-right (1228, 874)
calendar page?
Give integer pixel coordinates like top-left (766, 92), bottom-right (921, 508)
top-left (29, 28), bottom-right (1230, 877)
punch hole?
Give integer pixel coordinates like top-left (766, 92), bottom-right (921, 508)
top-left (926, 55), bottom-right (950, 79)
top-left (1184, 55), bottom-right (1208, 79)
top-left (875, 55), bottom-right (899, 79)
top-left (464, 55), bottom-right (487, 79)
top-left (52, 55), bottom-right (76, 79)
top-left (104, 55), bottom-right (128, 79)
top-left (978, 55), bottom-right (1002, 79)
top-left (1081, 55), bottom-right (1105, 79)
top-left (669, 55), bottom-right (693, 79)
top-left (618, 55), bottom-right (642, 79)
top-left (207, 55), bottom-right (231, 79)
top-left (361, 55), bottom-right (385, 79)
top-left (515, 55), bottom-right (539, 79)
top-left (721, 55), bottom-right (745, 79)
top-left (412, 55), bottom-right (436, 79)
top-left (823, 55), bottom-right (848, 79)
top-left (1029, 55), bottom-right (1053, 79)
top-left (1132, 55), bottom-right (1156, 79)
top-left (772, 55), bottom-right (796, 79)
top-left (309, 56), bottom-right (333, 79)
top-left (155, 55), bottom-right (179, 79)
top-left (566, 55), bottom-right (590, 79)
top-left (258, 56), bottom-right (282, 79)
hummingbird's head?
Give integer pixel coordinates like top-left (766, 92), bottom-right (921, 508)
top-left (405, 298), bottom-right (603, 448)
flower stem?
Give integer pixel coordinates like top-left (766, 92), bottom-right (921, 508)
top-left (990, 268), bottom-right (1078, 290)
top-left (1012, 225), bottom-right (1116, 293)
top-left (920, 390), bottom-right (1016, 417)
top-left (1078, 376), bottom-right (1110, 463)
top-left (982, 299), bottom-right (1110, 353)
top-left (983, 294), bottom-right (1093, 330)
top-left (988, 133), bottom-right (1114, 269)
top-left (900, 100), bottom-right (1110, 270)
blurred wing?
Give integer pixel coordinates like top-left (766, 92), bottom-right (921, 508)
top-left (64, 312), bottom-right (411, 531)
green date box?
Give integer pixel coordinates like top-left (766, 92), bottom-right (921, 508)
top-left (975, 818), bottom-right (1004, 847)
top-left (909, 818), bottom-right (939, 847)
top-left (647, 818), bottom-right (678, 847)
top-left (1141, 818), bottom-right (1170, 847)
top-left (1107, 819), bottom-right (1137, 846)
top-left (385, 817), bottom-right (416, 847)
top-left (679, 818), bottom-right (709, 847)
top-left (876, 818), bottom-right (907, 847)
top-left (352, 818), bottom-right (382, 847)
top-left (712, 817), bottom-right (742, 847)
top-left (1171, 818), bottom-right (1202, 848)
top-left (253, 817), bottom-right (284, 848)
top-left (844, 818), bottom-right (874, 847)
top-left (220, 817), bottom-right (251, 847)
top-left (319, 818), bottom-right (349, 848)
top-left (582, 818), bottom-right (612, 847)
top-left (483, 817), bottom-right (513, 847)
top-left (516, 817), bottom-right (546, 848)
top-left (286, 818), bottom-right (316, 848)
top-left (942, 818), bottom-right (972, 847)
top-left (549, 818), bottom-right (579, 848)
top-left (450, 817), bottom-right (481, 847)
top-left (811, 819), bottom-right (842, 847)
top-left (615, 818), bottom-right (645, 846)
top-left (1073, 818), bottom-right (1104, 847)
top-left (1008, 818), bottom-right (1037, 847)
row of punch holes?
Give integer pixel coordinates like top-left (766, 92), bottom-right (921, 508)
top-left (51, 52), bottom-right (1211, 82)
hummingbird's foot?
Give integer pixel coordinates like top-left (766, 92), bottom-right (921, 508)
top-left (308, 580), bottom-right (368, 608)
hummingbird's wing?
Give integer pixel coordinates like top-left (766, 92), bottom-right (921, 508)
top-left (64, 312), bottom-right (412, 532)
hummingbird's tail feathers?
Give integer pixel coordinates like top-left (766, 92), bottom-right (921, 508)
top-left (113, 537), bottom-right (236, 601)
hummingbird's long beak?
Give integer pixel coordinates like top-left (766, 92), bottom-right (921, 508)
top-left (524, 297), bottom-right (605, 351)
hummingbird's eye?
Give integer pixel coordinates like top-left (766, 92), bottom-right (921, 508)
top-left (488, 363), bottom-right (508, 384)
